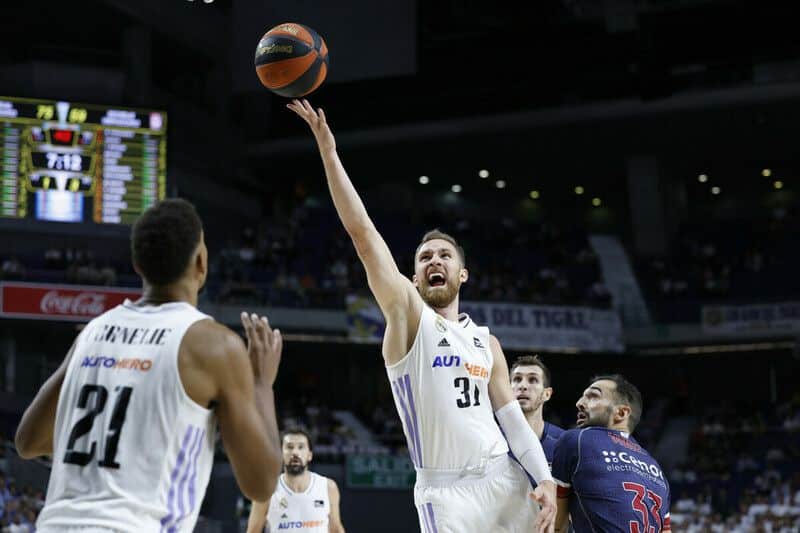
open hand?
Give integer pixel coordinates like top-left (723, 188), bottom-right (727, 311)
top-left (240, 312), bottom-right (282, 387)
top-left (532, 480), bottom-right (556, 533)
top-left (287, 99), bottom-right (336, 153)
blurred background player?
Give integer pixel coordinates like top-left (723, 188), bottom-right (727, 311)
top-left (246, 428), bottom-right (344, 533)
top-left (510, 355), bottom-right (564, 466)
top-left (552, 375), bottom-right (671, 533)
top-left (14, 199), bottom-right (284, 532)
top-left (288, 98), bottom-right (555, 533)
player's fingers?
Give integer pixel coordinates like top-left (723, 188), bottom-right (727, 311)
top-left (251, 313), bottom-right (266, 348)
top-left (240, 312), bottom-right (254, 340)
top-left (260, 316), bottom-right (273, 346)
top-left (272, 329), bottom-right (283, 355)
top-left (318, 108), bottom-right (326, 123)
top-left (301, 99), bottom-right (316, 116)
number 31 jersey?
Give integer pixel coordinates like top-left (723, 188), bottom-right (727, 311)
top-left (38, 300), bottom-right (217, 533)
top-left (385, 305), bottom-right (509, 473)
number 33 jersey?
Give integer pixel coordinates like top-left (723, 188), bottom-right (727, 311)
top-left (38, 300), bottom-right (216, 533)
top-left (385, 305), bottom-right (509, 473)
top-left (552, 427), bottom-right (672, 533)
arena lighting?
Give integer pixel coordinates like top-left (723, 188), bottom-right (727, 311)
top-left (762, 168), bottom-right (772, 177)
top-left (479, 169), bottom-right (489, 178)
top-left (591, 197), bottom-right (602, 207)
top-left (574, 185), bottom-right (584, 195)
top-left (451, 184), bottom-right (462, 193)
top-left (698, 174), bottom-right (708, 183)
top-left (774, 180), bottom-right (784, 189)
top-left (419, 175), bottom-right (429, 184)
top-left (529, 190), bottom-right (540, 199)
top-left (495, 180), bottom-right (506, 189)
top-left (711, 186), bottom-right (721, 195)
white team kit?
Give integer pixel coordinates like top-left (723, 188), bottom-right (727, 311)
top-left (37, 300), bottom-right (216, 533)
top-left (265, 472), bottom-right (330, 533)
top-left (386, 305), bottom-right (538, 532)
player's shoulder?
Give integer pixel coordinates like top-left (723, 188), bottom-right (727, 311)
top-left (545, 422), bottom-right (566, 440)
top-left (183, 318), bottom-right (245, 361)
top-left (554, 426), bottom-right (602, 451)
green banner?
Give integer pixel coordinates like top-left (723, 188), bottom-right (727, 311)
top-left (346, 454), bottom-right (416, 489)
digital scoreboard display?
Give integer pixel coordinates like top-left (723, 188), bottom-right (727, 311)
top-left (0, 96), bottom-right (166, 225)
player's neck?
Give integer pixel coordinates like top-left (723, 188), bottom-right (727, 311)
top-left (138, 281), bottom-right (197, 307)
top-left (526, 409), bottom-right (545, 439)
top-left (432, 295), bottom-right (460, 322)
top-left (283, 470), bottom-right (312, 493)
top-left (607, 422), bottom-right (630, 434)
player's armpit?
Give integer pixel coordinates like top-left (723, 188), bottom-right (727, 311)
top-left (327, 478), bottom-right (346, 533)
top-left (183, 321), bottom-right (281, 502)
top-left (246, 499), bottom-right (270, 533)
top-left (487, 335), bottom-right (517, 409)
top-left (15, 339), bottom-right (77, 459)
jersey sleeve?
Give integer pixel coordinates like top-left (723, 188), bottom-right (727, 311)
top-left (551, 429), bottom-right (581, 498)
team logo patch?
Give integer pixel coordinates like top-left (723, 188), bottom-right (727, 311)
top-left (314, 499), bottom-right (325, 507)
top-left (473, 337), bottom-right (485, 349)
top-left (437, 338), bottom-right (450, 347)
top-left (279, 497), bottom-right (289, 509)
top-left (435, 317), bottom-right (447, 333)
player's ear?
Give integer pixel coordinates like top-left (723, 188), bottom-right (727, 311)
top-left (543, 387), bottom-right (553, 402)
top-left (412, 273), bottom-right (419, 287)
top-left (459, 267), bottom-right (469, 283)
top-left (616, 404), bottom-right (631, 426)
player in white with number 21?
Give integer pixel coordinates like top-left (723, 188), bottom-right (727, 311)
top-left (289, 99), bottom-right (556, 533)
top-left (15, 199), bottom-right (285, 533)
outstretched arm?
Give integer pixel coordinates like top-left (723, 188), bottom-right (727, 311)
top-left (287, 100), bottom-right (420, 323)
top-left (488, 335), bottom-right (555, 533)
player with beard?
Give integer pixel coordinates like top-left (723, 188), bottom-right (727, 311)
top-left (510, 355), bottom-right (564, 467)
top-left (552, 375), bottom-right (672, 533)
top-left (247, 429), bottom-right (344, 533)
top-left (289, 99), bottom-right (555, 533)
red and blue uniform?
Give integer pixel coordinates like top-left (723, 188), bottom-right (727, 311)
top-left (552, 427), bottom-right (671, 533)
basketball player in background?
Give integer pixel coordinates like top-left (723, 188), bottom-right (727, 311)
top-left (510, 355), bottom-right (564, 466)
top-left (15, 199), bottom-right (284, 532)
top-left (289, 99), bottom-right (555, 533)
top-left (247, 428), bottom-right (345, 533)
top-left (552, 375), bottom-right (671, 532)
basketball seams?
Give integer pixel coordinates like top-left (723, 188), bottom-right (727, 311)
top-left (254, 22), bottom-right (328, 97)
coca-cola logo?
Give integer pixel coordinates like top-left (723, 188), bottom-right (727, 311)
top-left (40, 291), bottom-right (108, 316)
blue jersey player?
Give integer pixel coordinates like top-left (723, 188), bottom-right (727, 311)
top-left (510, 355), bottom-right (565, 467)
top-left (552, 375), bottom-right (671, 533)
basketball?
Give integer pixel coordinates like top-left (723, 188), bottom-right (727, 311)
top-left (254, 23), bottom-right (328, 98)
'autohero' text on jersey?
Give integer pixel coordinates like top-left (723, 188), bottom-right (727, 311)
top-left (92, 324), bottom-right (172, 346)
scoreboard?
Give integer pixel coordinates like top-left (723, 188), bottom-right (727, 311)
top-left (0, 96), bottom-right (166, 225)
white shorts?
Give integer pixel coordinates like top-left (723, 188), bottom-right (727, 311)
top-left (413, 455), bottom-right (540, 533)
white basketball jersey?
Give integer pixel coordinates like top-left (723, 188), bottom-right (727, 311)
top-left (386, 305), bottom-right (509, 472)
top-left (38, 300), bottom-right (217, 533)
top-left (266, 472), bottom-right (330, 533)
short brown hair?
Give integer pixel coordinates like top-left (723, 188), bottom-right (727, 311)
top-left (282, 428), bottom-right (313, 451)
top-left (510, 355), bottom-right (551, 388)
top-left (415, 229), bottom-right (466, 266)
